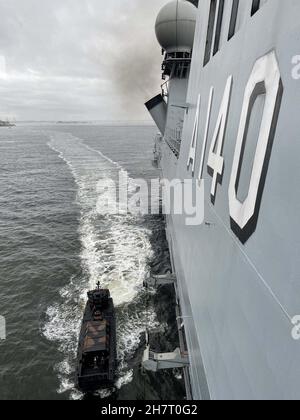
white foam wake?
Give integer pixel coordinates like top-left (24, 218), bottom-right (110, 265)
top-left (42, 131), bottom-right (158, 399)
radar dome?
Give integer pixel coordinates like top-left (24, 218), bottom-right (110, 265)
top-left (155, 0), bottom-right (197, 54)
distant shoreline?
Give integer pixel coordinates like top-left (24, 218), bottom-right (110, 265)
top-left (0, 121), bottom-right (15, 127)
top-left (13, 120), bottom-right (155, 127)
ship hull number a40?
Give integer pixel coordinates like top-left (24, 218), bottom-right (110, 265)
top-left (187, 51), bottom-right (283, 244)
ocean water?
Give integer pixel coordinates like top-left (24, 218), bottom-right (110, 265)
top-left (0, 124), bottom-right (185, 400)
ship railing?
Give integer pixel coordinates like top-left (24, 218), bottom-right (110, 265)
top-left (165, 138), bottom-right (180, 159)
top-left (161, 51), bottom-right (192, 79)
top-left (152, 133), bottom-right (163, 167)
top-left (161, 80), bottom-right (169, 99)
top-left (165, 130), bottom-right (182, 159)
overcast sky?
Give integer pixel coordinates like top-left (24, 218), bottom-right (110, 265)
top-left (0, 0), bottom-right (166, 121)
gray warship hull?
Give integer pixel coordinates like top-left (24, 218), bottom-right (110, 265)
top-left (147, 0), bottom-right (300, 400)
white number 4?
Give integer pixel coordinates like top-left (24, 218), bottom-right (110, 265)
top-left (207, 75), bottom-right (233, 203)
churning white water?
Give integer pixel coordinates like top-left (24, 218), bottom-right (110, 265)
top-left (43, 132), bottom-right (159, 399)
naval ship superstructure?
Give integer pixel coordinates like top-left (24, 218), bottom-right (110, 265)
top-left (145, 0), bottom-right (300, 400)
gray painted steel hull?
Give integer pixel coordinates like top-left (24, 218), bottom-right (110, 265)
top-left (154, 0), bottom-right (300, 400)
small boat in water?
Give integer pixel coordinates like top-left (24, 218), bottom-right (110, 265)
top-left (76, 282), bottom-right (116, 392)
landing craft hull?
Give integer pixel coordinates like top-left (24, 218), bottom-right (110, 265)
top-left (151, 0), bottom-right (300, 400)
top-left (76, 295), bottom-right (116, 392)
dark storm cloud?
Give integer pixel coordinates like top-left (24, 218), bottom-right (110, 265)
top-left (0, 0), bottom-right (166, 121)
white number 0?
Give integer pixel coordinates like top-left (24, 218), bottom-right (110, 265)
top-left (228, 51), bottom-right (282, 243)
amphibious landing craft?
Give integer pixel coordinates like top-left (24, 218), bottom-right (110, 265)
top-left (144, 0), bottom-right (300, 400)
top-left (76, 283), bottom-right (116, 392)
